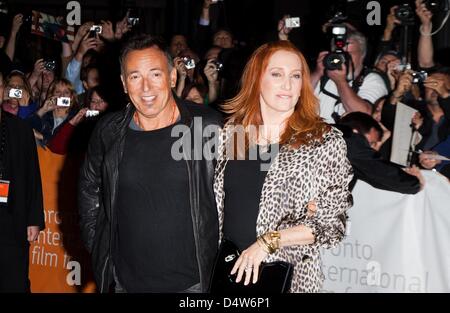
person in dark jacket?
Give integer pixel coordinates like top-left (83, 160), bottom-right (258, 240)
top-left (0, 110), bottom-right (45, 292)
top-left (336, 112), bottom-right (422, 194)
top-left (78, 35), bottom-right (222, 293)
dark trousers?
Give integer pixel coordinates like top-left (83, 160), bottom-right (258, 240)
top-left (0, 243), bottom-right (30, 292)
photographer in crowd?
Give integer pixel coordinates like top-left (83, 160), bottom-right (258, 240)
top-left (2, 71), bottom-right (37, 119)
top-left (26, 78), bottom-right (78, 144)
top-left (311, 27), bottom-right (388, 124)
top-left (336, 112), bottom-right (422, 193)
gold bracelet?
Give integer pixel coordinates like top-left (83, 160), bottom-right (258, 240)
top-left (258, 231), bottom-right (281, 254)
top-left (257, 236), bottom-right (271, 254)
top-left (259, 234), bottom-right (275, 254)
top-left (267, 231), bottom-right (281, 250)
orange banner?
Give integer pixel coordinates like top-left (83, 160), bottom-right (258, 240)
top-left (29, 147), bottom-right (95, 292)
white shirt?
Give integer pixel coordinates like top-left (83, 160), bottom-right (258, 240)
top-left (315, 72), bottom-right (388, 124)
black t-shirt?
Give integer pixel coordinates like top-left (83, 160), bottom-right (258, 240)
top-left (223, 144), bottom-right (278, 251)
top-left (114, 117), bottom-right (199, 292)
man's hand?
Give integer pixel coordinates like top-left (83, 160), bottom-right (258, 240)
top-left (31, 58), bottom-right (45, 78)
top-left (27, 226), bottom-right (40, 242)
top-left (424, 76), bottom-right (450, 98)
top-left (411, 112), bottom-right (424, 130)
top-left (326, 63), bottom-right (348, 85)
top-left (277, 15), bottom-right (293, 41)
top-left (392, 71), bottom-right (413, 100)
top-left (174, 57), bottom-right (187, 81)
top-left (75, 33), bottom-right (98, 61)
top-left (75, 22), bottom-right (94, 40)
top-left (115, 16), bottom-right (132, 40)
top-left (419, 151), bottom-right (442, 169)
top-left (415, 0), bottom-right (433, 27)
top-left (11, 14), bottom-right (24, 35)
top-left (404, 165), bottom-right (425, 190)
top-left (204, 59), bottom-right (219, 83)
top-left (313, 51), bottom-right (328, 78)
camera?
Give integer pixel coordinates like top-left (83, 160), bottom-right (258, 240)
top-left (182, 57), bottom-right (196, 70)
top-left (213, 60), bottom-right (223, 72)
top-left (127, 17), bottom-right (139, 26)
top-left (85, 109), bottom-right (99, 117)
top-left (285, 17), bottom-right (300, 28)
top-left (56, 97), bottom-right (71, 107)
top-left (395, 4), bottom-right (415, 25)
top-left (411, 70), bottom-right (428, 84)
top-left (9, 88), bottom-right (22, 99)
top-left (44, 60), bottom-right (56, 72)
top-left (394, 63), bottom-right (411, 72)
top-left (89, 25), bottom-right (102, 37)
top-left (422, 0), bottom-right (450, 12)
top-left (323, 24), bottom-right (348, 71)
top-left (0, 1), bottom-right (8, 14)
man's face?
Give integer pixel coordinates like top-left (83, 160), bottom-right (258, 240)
top-left (86, 68), bottom-right (99, 90)
top-left (425, 73), bottom-right (450, 104)
top-left (364, 127), bottom-right (381, 150)
top-left (169, 35), bottom-right (188, 57)
top-left (213, 31), bottom-right (233, 49)
top-left (375, 54), bottom-right (400, 73)
top-left (121, 47), bottom-right (177, 119)
top-left (205, 47), bottom-right (221, 61)
top-left (37, 70), bottom-right (55, 90)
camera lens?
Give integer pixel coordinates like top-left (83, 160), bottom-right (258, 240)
top-left (323, 53), bottom-right (346, 71)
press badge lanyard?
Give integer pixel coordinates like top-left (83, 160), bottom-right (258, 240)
top-left (0, 116), bottom-right (10, 204)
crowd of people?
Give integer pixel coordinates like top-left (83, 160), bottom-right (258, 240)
top-left (0, 0), bottom-right (448, 293)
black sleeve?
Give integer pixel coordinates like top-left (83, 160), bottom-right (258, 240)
top-left (78, 117), bottom-right (106, 252)
top-left (345, 133), bottom-right (421, 194)
top-left (25, 123), bottom-right (45, 230)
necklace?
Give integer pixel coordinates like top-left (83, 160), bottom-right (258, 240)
top-left (134, 102), bottom-right (177, 130)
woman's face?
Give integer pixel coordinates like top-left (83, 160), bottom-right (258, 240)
top-left (89, 91), bottom-right (108, 112)
top-left (186, 87), bottom-right (203, 104)
top-left (259, 50), bottom-right (302, 119)
top-left (52, 82), bottom-right (74, 113)
top-left (2, 75), bottom-right (29, 115)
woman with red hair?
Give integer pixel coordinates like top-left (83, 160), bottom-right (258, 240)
top-left (213, 41), bottom-right (353, 292)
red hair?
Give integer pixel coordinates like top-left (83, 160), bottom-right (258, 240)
top-left (222, 41), bottom-right (329, 149)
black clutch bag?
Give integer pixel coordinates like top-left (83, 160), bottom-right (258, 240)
top-left (210, 239), bottom-right (293, 294)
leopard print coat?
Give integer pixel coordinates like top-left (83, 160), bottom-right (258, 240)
top-left (213, 125), bottom-right (353, 293)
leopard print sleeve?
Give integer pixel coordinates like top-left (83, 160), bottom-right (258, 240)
top-left (302, 128), bottom-right (354, 249)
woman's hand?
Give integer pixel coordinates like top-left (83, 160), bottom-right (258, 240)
top-left (231, 241), bottom-right (268, 285)
top-left (37, 96), bottom-right (57, 117)
top-left (69, 108), bottom-right (88, 126)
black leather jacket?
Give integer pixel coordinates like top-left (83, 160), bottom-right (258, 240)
top-left (78, 98), bottom-right (222, 292)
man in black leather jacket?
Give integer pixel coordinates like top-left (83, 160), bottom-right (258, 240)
top-left (78, 35), bottom-right (222, 293)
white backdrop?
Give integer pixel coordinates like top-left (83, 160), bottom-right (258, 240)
top-left (321, 170), bottom-right (450, 293)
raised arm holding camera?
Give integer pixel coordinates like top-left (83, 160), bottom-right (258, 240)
top-left (312, 27), bottom-right (388, 124)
